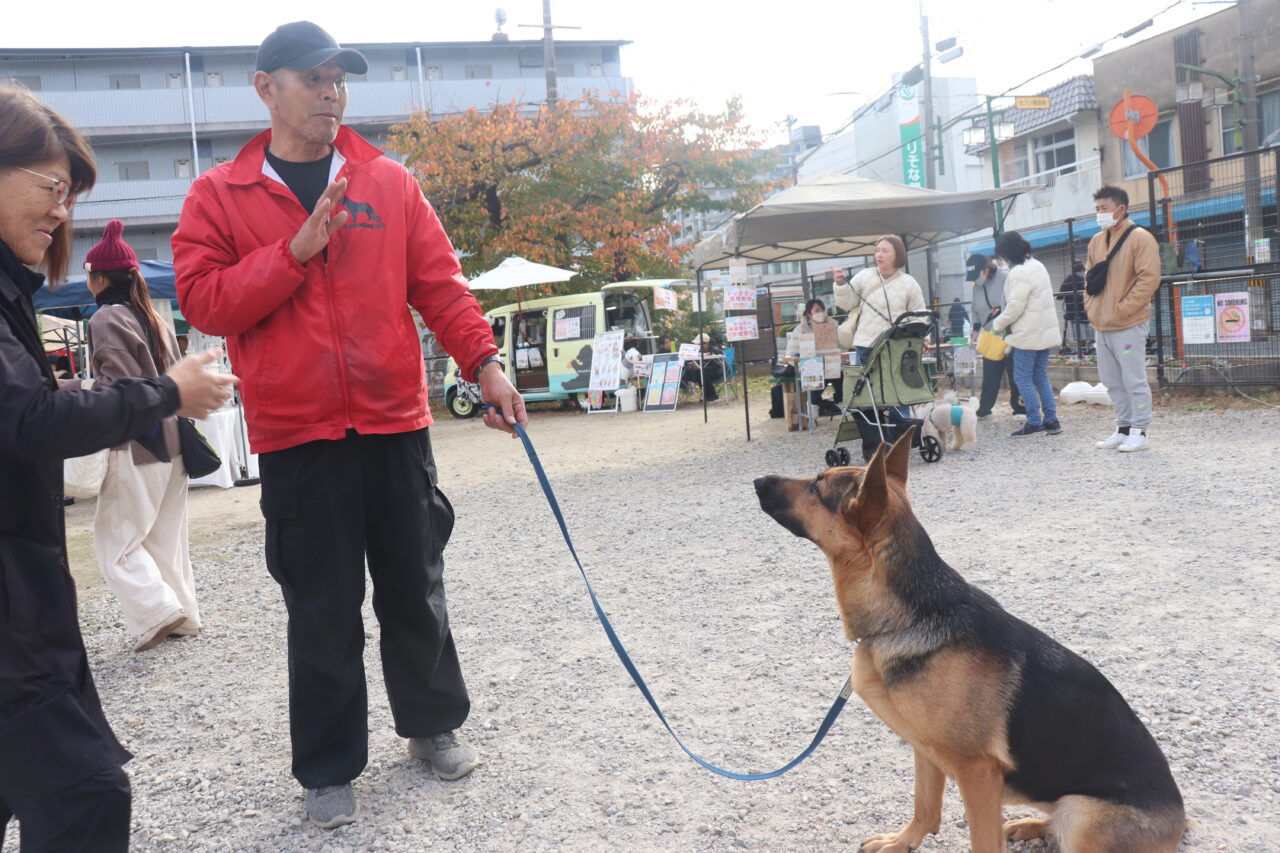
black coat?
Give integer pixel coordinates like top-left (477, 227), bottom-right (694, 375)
top-left (0, 241), bottom-right (180, 797)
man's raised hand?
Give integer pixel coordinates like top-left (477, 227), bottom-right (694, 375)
top-left (289, 178), bottom-right (350, 264)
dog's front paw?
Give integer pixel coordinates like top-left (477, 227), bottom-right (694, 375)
top-left (860, 830), bottom-right (920, 853)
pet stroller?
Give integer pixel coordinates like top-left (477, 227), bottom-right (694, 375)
top-left (825, 310), bottom-right (944, 467)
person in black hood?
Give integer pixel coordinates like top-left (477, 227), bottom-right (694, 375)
top-left (0, 84), bottom-right (237, 852)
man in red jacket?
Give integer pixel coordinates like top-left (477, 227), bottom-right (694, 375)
top-left (172, 21), bottom-right (526, 828)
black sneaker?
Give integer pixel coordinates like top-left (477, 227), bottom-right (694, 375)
top-left (1043, 419), bottom-right (1063, 434)
top-left (1011, 424), bottom-right (1046, 437)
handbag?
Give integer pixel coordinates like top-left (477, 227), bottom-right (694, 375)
top-left (771, 361), bottom-right (796, 381)
top-left (976, 328), bottom-right (1010, 361)
top-left (178, 417), bottom-right (222, 478)
top-left (64, 449), bottom-right (109, 499)
top-left (1084, 224), bottom-right (1136, 296)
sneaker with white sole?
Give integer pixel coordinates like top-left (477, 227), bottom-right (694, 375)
top-left (1095, 431), bottom-right (1127, 449)
top-left (1118, 430), bottom-right (1150, 452)
top-left (305, 784), bottom-right (358, 828)
top-left (409, 731), bottom-right (478, 780)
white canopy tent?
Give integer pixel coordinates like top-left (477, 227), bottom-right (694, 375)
top-left (688, 173), bottom-right (1036, 270)
top-left (467, 256), bottom-right (576, 291)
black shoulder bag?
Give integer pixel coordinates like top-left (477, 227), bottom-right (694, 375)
top-left (129, 304), bottom-right (222, 478)
top-left (1085, 225), bottom-right (1137, 296)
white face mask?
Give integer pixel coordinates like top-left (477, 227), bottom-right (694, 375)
top-left (1096, 210), bottom-right (1117, 230)
top-left (811, 311), bottom-right (827, 324)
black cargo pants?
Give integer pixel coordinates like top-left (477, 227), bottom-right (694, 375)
top-left (0, 764), bottom-right (131, 852)
top-left (258, 428), bottom-right (469, 789)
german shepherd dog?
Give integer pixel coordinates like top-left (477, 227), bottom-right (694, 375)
top-left (754, 429), bottom-right (1184, 853)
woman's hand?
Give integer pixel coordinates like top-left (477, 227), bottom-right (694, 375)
top-left (166, 349), bottom-right (239, 419)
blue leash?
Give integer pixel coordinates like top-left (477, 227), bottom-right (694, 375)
top-left (492, 407), bottom-right (853, 780)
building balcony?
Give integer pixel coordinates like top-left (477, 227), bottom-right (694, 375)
top-left (38, 76), bottom-right (634, 137)
top-left (74, 178), bottom-right (191, 229)
top-left (1000, 158), bottom-right (1103, 228)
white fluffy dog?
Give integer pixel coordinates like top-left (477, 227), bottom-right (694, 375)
top-left (916, 391), bottom-right (979, 451)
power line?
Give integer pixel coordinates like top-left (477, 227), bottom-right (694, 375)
top-left (824, 0), bottom-right (1191, 177)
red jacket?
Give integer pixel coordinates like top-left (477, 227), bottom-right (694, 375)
top-left (172, 127), bottom-right (496, 454)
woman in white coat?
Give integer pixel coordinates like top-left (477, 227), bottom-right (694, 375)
top-left (991, 231), bottom-right (1064, 437)
top-left (833, 235), bottom-right (925, 416)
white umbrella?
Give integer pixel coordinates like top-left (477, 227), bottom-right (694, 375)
top-left (467, 256), bottom-right (576, 291)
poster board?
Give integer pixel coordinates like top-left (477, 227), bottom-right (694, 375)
top-left (799, 356), bottom-right (825, 390)
top-left (1214, 292), bottom-right (1251, 343)
top-left (724, 285), bottom-right (756, 311)
top-left (953, 344), bottom-right (977, 376)
top-left (678, 343), bottom-right (701, 361)
top-left (644, 353), bottom-right (683, 413)
top-left (1180, 295), bottom-right (1214, 345)
top-left (653, 287), bottom-right (678, 311)
top-left (587, 330), bottom-right (625, 413)
top-left (725, 315), bottom-right (759, 341)
top-left (812, 321), bottom-right (840, 378)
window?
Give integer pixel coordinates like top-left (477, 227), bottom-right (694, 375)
top-left (552, 306), bottom-right (596, 341)
top-left (166, 72), bottom-right (184, 88)
top-left (557, 62), bottom-right (574, 78)
top-left (390, 66), bottom-right (407, 81)
top-left (108, 74), bottom-right (141, 90)
top-left (1124, 118), bottom-right (1174, 177)
top-left (117, 161), bottom-right (150, 181)
top-left (464, 64), bottom-right (493, 80)
top-left (588, 63), bottom-right (604, 77)
top-left (204, 71), bottom-right (222, 87)
top-left (213, 156), bottom-right (231, 166)
top-left (1003, 141), bottom-right (1030, 181)
top-left (426, 65), bottom-right (443, 81)
top-left (1262, 90), bottom-right (1280, 144)
top-left (6, 74), bottom-right (41, 91)
top-left (1033, 127), bottom-right (1076, 175)
top-left (174, 159), bottom-right (192, 178)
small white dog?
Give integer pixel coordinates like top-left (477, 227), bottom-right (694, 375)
top-left (915, 391), bottom-right (979, 451)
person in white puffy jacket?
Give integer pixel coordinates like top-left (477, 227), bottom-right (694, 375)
top-left (991, 231), bottom-right (1063, 437)
top-left (833, 235), bottom-right (926, 353)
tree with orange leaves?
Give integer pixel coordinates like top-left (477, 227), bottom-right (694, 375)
top-left (388, 93), bottom-right (774, 298)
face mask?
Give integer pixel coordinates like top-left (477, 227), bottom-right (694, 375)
top-left (811, 311), bottom-right (827, 324)
top-left (1096, 211), bottom-right (1116, 230)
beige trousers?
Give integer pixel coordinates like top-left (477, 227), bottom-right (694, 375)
top-left (93, 449), bottom-right (200, 641)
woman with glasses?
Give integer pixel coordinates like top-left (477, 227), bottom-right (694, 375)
top-left (0, 85), bottom-right (237, 851)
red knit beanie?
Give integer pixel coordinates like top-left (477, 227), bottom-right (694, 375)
top-left (84, 219), bottom-right (138, 272)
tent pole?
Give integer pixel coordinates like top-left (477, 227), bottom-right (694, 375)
top-left (697, 270), bottom-right (707, 423)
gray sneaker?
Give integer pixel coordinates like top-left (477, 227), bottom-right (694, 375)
top-left (305, 784), bottom-right (358, 828)
top-left (408, 731), bottom-right (478, 780)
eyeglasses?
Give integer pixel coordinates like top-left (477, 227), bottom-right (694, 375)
top-left (15, 166), bottom-right (72, 207)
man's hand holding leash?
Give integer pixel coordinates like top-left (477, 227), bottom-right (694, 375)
top-left (478, 360), bottom-right (527, 437)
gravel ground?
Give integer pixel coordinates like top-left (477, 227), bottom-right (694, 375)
top-left (9, 395), bottom-right (1279, 852)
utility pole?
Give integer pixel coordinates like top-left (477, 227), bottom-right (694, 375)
top-left (519, 0), bottom-right (580, 108)
top-left (1238, 0), bottom-right (1263, 258)
top-left (919, 1), bottom-right (938, 307)
top-left (985, 95), bottom-right (1004, 239)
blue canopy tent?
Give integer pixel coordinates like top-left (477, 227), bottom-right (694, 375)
top-left (32, 260), bottom-right (179, 320)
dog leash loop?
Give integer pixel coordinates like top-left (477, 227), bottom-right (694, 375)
top-left (488, 405), bottom-right (852, 780)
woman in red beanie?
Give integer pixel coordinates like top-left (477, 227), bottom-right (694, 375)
top-left (85, 220), bottom-right (201, 652)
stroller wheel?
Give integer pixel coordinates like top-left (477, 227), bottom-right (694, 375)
top-left (824, 449), bottom-right (842, 468)
top-left (837, 447), bottom-right (852, 466)
top-left (920, 434), bottom-right (943, 463)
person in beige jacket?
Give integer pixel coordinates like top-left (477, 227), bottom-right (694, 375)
top-left (833, 235), bottom-right (926, 351)
top-left (992, 231), bottom-right (1062, 436)
top-left (1085, 186), bottom-right (1161, 452)
top-left (85, 221), bottom-right (200, 652)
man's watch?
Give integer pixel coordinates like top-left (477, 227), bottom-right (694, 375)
top-left (472, 354), bottom-right (505, 383)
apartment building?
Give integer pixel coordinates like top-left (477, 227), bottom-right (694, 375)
top-left (0, 37), bottom-right (632, 270)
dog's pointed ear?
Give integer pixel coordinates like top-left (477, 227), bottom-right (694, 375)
top-left (846, 443), bottom-right (890, 528)
top-left (884, 426), bottom-right (914, 485)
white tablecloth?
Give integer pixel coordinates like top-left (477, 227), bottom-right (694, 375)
top-left (188, 408), bottom-right (242, 489)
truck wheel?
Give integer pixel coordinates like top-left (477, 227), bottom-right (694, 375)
top-left (445, 387), bottom-right (479, 419)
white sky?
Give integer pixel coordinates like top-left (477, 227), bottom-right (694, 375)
top-left (4, 0), bottom-right (1214, 146)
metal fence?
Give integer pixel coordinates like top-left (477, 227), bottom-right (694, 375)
top-left (1147, 147), bottom-right (1280, 274)
top-left (1146, 148), bottom-right (1280, 386)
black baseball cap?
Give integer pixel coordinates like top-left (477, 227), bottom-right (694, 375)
top-left (964, 253), bottom-right (988, 282)
top-left (256, 21), bottom-right (368, 74)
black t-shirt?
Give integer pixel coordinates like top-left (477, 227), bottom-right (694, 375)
top-left (265, 148), bottom-right (333, 214)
